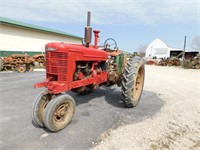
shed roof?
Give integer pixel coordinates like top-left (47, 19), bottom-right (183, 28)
top-left (0, 17), bottom-right (82, 39)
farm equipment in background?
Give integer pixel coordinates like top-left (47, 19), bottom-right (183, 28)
top-left (33, 54), bottom-right (45, 68)
top-left (145, 55), bottom-right (199, 69)
top-left (146, 59), bottom-right (157, 65)
top-left (156, 57), bottom-right (180, 66)
top-left (1, 54), bottom-right (35, 73)
top-left (32, 12), bottom-right (145, 132)
top-left (181, 54), bottom-right (200, 69)
top-left (0, 53), bottom-right (46, 72)
top-left (0, 57), bottom-right (3, 71)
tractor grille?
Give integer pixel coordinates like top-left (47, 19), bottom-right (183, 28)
top-left (46, 51), bottom-right (68, 81)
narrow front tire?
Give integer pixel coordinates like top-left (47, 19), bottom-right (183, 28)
top-left (43, 94), bottom-right (75, 132)
top-left (32, 91), bottom-right (51, 127)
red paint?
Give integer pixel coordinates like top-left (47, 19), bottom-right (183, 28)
top-left (93, 30), bottom-right (100, 49)
top-left (34, 42), bottom-right (108, 94)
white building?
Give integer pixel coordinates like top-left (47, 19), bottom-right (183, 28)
top-left (0, 17), bottom-right (82, 56)
top-left (145, 38), bottom-right (184, 58)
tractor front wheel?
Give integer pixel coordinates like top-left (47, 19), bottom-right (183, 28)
top-left (32, 91), bottom-right (51, 127)
top-left (121, 56), bottom-right (145, 108)
top-left (43, 94), bottom-right (75, 132)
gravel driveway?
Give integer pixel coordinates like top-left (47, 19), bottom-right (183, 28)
top-left (93, 65), bottom-right (200, 150)
top-left (0, 65), bottom-right (199, 150)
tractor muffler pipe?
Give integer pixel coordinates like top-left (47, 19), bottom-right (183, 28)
top-left (87, 11), bottom-right (91, 26)
top-left (84, 11), bottom-right (92, 47)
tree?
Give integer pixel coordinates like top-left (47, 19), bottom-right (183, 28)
top-left (135, 45), bottom-right (148, 57)
top-left (191, 36), bottom-right (200, 51)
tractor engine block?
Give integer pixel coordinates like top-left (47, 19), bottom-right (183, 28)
top-left (106, 56), bottom-right (120, 86)
top-left (72, 61), bottom-right (105, 94)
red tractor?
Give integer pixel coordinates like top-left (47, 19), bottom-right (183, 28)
top-left (32, 12), bottom-right (145, 132)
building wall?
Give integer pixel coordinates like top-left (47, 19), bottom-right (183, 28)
top-left (145, 39), bottom-right (169, 58)
top-left (0, 24), bottom-right (82, 56)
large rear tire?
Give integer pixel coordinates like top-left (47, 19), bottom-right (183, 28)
top-left (32, 91), bottom-right (51, 127)
top-left (43, 94), bottom-right (75, 132)
top-left (121, 56), bottom-right (145, 108)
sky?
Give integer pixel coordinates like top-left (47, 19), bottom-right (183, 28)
top-left (0, 0), bottom-right (199, 53)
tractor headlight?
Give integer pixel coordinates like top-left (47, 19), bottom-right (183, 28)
top-left (45, 47), bottom-right (57, 51)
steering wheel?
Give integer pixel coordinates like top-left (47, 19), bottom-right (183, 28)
top-left (104, 38), bottom-right (118, 51)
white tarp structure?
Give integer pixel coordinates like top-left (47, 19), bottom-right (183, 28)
top-left (145, 39), bottom-right (199, 58)
top-left (145, 38), bottom-right (183, 58)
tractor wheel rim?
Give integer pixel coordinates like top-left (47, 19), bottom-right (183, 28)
top-left (18, 67), bottom-right (25, 72)
top-left (133, 66), bottom-right (144, 99)
top-left (53, 102), bottom-right (72, 127)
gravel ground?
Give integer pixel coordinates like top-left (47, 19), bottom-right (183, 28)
top-left (93, 65), bottom-right (200, 150)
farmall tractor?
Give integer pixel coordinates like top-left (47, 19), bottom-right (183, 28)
top-left (32, 12), bottom-right (145, 132)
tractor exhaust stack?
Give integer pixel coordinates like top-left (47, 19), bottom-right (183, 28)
top-left (84, 11), bottom-right (92, 47)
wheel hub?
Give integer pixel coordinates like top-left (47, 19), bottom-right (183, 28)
top-left (54, 103), bottom-right (69, 122)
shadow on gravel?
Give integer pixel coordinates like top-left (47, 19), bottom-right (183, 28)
top-left (68, 86), bottom-right (164, 128)
top-left (66, 87), bottom-right (123, 107)
top-left (105, 89), bottom-right (165, 128)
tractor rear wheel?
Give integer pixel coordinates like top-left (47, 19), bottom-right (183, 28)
top-left (43, 94), bottom-right (75, 132)
top-left (32, 91), bottom-right (51, 127)
top-left (121, 56), bottom-right (145, 108)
